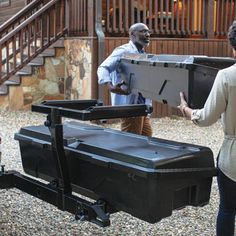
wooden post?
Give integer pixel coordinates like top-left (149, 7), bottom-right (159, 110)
top-left (88, 0), bottom-right (99, 99)
top-left (204, 0), bottom-right (214, 39)
top-left (87, 0), bottom-right (95, 36)
top-left (94, 0), bottom-right (105, 101)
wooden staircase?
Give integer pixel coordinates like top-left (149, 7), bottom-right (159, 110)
top-left (0, 0), bottom-right (67, 109)
top-left (0, 38), bottom-right (64, 95)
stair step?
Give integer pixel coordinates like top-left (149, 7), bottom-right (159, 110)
top-left (39, 48), bottom-right (55, 57)
top-left (16, 65), bottom-right (32, 76)
top-left (51, 38), bottom-right (64, 48)
top-left (4, 80), bottom-right (19, 86)
top-left (0, 73), bottom-right (20, 85)
top-left (0, 84), bottom-right (7, 95)
top-left (0, 74), bottom-right (21, 95)
top-left (4, 75), bottom-right (20, 85)
top-left (28, 57), bottom-right (44, 66)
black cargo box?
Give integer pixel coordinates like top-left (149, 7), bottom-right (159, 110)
top-left (15, 120), bottom-right (215, 223)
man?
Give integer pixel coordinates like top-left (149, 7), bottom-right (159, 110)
top-left (97, 23), bottom-right (152, 137)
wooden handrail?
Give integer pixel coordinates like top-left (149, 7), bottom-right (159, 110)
top-left (0, 0), bottom-right (44, 35)
top-left (0, 0), bottom-right (60, 45)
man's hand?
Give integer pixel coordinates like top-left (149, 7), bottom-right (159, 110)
top-left (106, 81), bottom-right (130, 95)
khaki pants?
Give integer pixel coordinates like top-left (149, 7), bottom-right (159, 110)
top-left (120, 116), bottom-right (152, 137)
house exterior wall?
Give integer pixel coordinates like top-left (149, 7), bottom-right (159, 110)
top-left (0, 0), bottom-right (233, 117)
top-left (0, 35), bottom-right (231, 116)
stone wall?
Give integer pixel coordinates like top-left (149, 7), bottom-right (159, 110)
top-left (64, 39), bottom-right (92, 100)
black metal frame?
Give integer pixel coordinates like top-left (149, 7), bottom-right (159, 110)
top-left (0, 169), bottom-right (111, 226)
top-left (0, 100), bottom-right (152, 227)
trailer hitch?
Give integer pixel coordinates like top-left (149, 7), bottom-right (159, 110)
top-left (75, 199), bottom-right (110, 227)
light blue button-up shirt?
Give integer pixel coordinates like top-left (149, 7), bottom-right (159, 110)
top-left (97, 40), bottom-right (151, 106)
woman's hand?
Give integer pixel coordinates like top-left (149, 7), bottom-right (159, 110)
top-left (178, 92), bottom-right (189, 117)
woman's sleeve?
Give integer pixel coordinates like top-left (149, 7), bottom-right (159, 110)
top-left (191, 70), bottom-right (228, 126)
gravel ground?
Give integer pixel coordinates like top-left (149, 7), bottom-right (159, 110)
top-left (0, 110), bottom-right (224, 236)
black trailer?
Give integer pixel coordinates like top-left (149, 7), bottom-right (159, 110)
top-left (0, 100), bottom-right (217, 227)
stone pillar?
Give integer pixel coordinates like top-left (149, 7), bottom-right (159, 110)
top-left (64, 38), bottom-right (93, 100)
top-left (64, 0), bottom-right (98, 101)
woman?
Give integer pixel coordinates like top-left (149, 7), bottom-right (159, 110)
top-left (178, 21), bottom-right (236, 236)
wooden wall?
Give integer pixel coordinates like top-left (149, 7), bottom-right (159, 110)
top-left (0, 0), bottom-right (26, 26)
top-left (103, 37), bottom-right (231, 117)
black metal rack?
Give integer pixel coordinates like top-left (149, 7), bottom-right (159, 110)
top-left (0, 100), bottom-right (152, 227)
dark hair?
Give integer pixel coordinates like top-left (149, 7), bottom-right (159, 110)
top-left (228, 21), bottom-right (236, 49)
